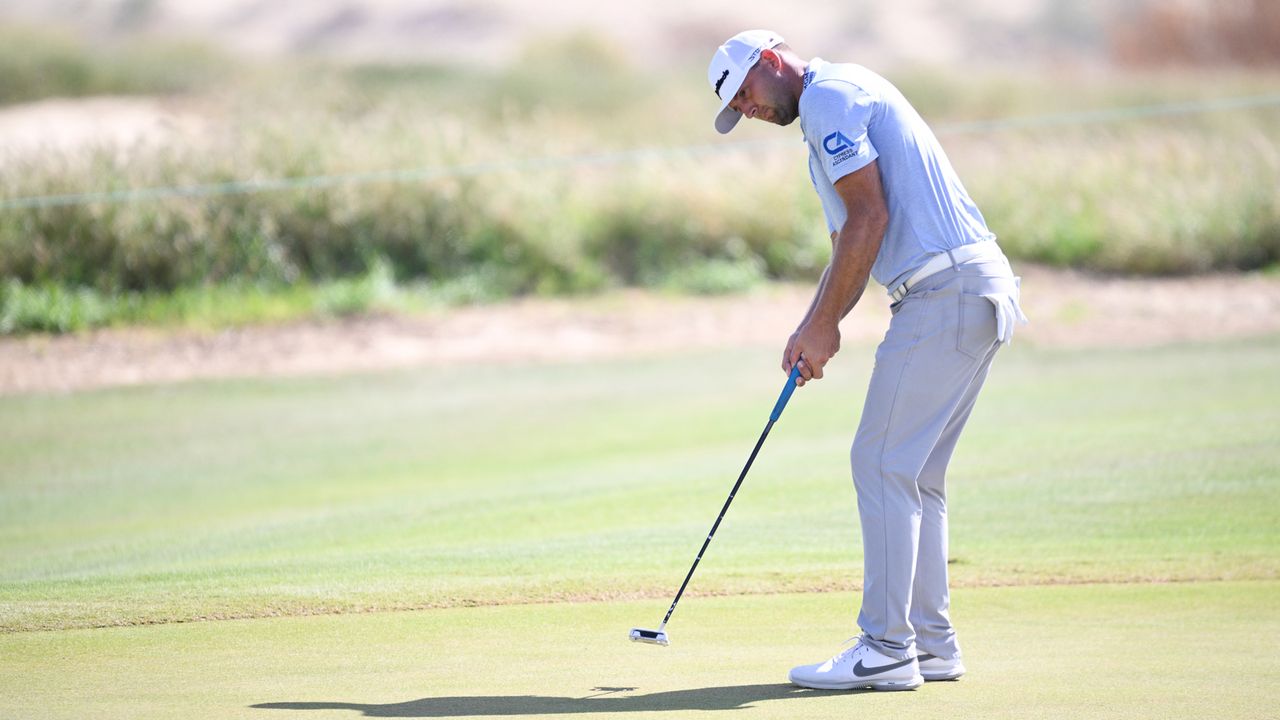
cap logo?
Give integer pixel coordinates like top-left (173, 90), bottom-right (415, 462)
top-left (714, 69), bottom-right (729, 98)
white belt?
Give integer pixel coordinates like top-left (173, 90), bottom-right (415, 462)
top-left (888, 242), bottom-right (1008, 303)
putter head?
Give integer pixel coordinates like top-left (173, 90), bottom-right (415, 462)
top-left (629, 628), bottom-right (669, 646)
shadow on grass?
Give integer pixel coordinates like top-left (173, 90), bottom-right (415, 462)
top-left (251, 683), bottom-right (860, 716)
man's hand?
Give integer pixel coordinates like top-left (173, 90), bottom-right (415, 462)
top-left (783, 319), bottom-right (841, 386)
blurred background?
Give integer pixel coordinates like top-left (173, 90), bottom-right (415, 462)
top-left (4, 7), bottom-right (1280, 714)
top-left (0, 0), bottom-right (1277, 334)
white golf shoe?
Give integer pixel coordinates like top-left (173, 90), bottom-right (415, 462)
top-left (917, 652), bottom-right (966, 681)
top-left (788, 639), bottom-right (924, 691)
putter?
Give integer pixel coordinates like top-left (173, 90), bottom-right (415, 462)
top-left (630, 363), bottom-right (803, 646)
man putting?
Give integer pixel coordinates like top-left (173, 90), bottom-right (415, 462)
top-left (707, 30), bottom-right (1027, 691)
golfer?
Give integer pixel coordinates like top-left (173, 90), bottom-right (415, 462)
top-left (707, 30), bottom-right (1027, 691)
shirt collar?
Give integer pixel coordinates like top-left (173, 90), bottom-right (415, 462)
top-left (802, 57), bottom-right (824, 90)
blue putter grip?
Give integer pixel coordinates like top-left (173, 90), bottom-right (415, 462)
top-left (770, 365), bottom-right (802, 422)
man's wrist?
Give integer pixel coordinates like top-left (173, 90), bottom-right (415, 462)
top-left (809, 305), bottom-right (840, 327)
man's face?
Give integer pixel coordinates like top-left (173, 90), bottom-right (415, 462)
top-left (728, 51), bottom-right (797, 127)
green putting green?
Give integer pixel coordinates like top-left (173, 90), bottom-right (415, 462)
top-left (2, 335), bottom-right (1278, 718)
top-left (2, 582), bottom-right (1277, 719)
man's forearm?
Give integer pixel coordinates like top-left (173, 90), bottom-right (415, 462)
top-left (800, 263), bottom-right (861, 329)
top-left (810, 214), bottom-right (883, 326)
top-left (798, 230), bottom-right (862, 330)
top-left (798, 265), bottom-right (832, 328)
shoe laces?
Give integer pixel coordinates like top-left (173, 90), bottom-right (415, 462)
top-left (830, 636), bottom-right (864, 663)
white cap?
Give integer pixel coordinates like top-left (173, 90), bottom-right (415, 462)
top-left (707, 29), bottom-right (784, 134)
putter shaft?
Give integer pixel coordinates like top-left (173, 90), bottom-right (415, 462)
top-left (653, 364), bottom-right (801, 631)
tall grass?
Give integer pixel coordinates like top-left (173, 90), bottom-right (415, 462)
top-left (0, 143), bottom-right (826, 291)
top-left (0, 25), bottom-right (232, 105)
top-left (1, 38), bottom-right (1278, 333)
top-left (956, 115), bottom-right (1280, 274)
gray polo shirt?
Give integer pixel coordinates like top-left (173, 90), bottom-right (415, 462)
top-left (799, 58), bottom-right (995, 291)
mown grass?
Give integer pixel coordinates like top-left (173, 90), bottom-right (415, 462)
top-left (1, 336), bottom-right (1276, 633)
top-left (2, 582), bottom-right (1277, 720)
top-left (2, 34), bottom-right (1279, 333)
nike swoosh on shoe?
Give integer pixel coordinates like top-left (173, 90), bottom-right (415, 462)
top-left (852, 657), bottom-right (916, 677)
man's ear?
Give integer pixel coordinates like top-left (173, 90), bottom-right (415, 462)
top-left (760, 48), bottom-right (782, 71)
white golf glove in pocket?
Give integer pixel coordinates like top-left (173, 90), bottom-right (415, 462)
top-left (981, 276), bottom-right (1029, 346)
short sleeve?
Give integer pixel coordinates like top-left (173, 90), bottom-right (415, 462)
top-left (802, 83), bottom-right (879, 185)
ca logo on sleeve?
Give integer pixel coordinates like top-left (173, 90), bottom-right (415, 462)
top-left (823, 131), bottom-right (860, 156)
top-left (822, 130), bottom-right (869, 168)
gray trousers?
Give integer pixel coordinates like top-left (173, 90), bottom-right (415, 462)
top-left (852, 255), bottom-right (1023, 661)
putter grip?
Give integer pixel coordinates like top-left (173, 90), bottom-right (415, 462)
top-left (769, 364), bottom-right (802, 422)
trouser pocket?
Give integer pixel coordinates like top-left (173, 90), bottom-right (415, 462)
top-left (957, 293), bottom-right (998, 359)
